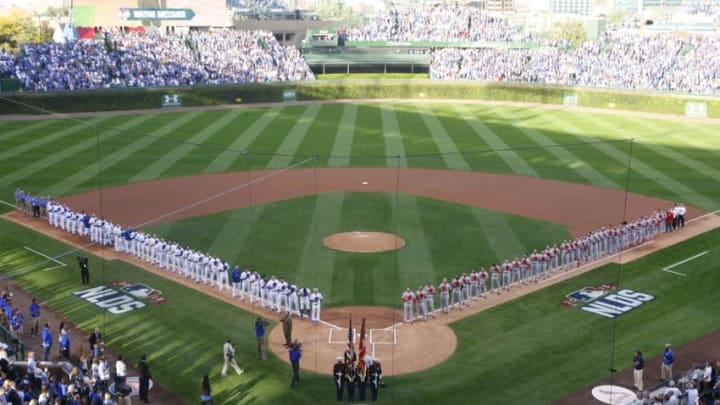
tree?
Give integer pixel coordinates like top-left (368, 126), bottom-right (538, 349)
top-left (0, 9), bottom-right (52, 52)
top-left (549, 20), bottom-right (587, 49)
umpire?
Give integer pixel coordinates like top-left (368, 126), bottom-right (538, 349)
top-left (77, 256), bottom-right (90, 285)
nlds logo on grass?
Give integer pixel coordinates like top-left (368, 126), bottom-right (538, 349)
top-left (562, 284), bottom-right (655, 319)
top-left (110, 280), bottom-right (167, 304)
top-left (74, 286), bottom-right (146, 314)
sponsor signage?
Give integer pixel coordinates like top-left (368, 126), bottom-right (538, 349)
top-left (562, 285), bottom-right (655, 319)
top-left (74, 286), bottom-right (146, 314)
top-left (120, 7), bottom-right (196, 21)
top-left (162, 94), bottom-right (182, 107)
top-left (283, 89), bottom-right (297, 101)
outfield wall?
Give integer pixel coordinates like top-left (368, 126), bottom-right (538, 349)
top-left (1, 80), bottom-right (719, 118)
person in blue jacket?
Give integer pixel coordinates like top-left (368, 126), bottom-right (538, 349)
top-left (288, 341), bottom-right (302, 387)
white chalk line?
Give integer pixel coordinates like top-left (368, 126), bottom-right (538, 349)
top-left (24, 246), bottom-right (67, 267)
top-left (0, 200), bottom-right (16, 208)
top-left (660, 251), bottom-right (708, 277)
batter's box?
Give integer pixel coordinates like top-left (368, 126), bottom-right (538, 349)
top-left (369, 328), bottom-right (396, 344)
top-left (328, 328), bottom-right (356, 344)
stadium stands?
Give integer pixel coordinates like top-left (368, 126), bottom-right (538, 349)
top-left (4, 29), bottom-right (314, 91)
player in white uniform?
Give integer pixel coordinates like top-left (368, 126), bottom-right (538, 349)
top-left (309, 288), bottom-right (323, 323)
top-left (276, 278), bottom-right (289, 313)
top-left (287, 284), bottom-right (299, 315)
top-left (217, 262), bottom-right (229, 291)
top-left (415, 285), bottom-right (427, 321)
top-left (424, 282), bottom-right (436, 318)
top-left (401, 288), bottom-right (415, 323)
top-left (298, 287), bottom-right (311, 320)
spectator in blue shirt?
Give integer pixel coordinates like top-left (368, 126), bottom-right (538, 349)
top-left (661, 343), bottom-right (675, 382)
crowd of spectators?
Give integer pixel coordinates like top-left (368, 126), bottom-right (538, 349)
top-left (0, 29), bottom-right (314, 91)
top-left (342, 4), bottom-right (532, 42)
top-left (227, 0), bottom-right (289, 12)
top-left (430, 31), bottom-right (720, 95)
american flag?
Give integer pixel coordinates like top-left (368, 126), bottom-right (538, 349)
top-left (344, 314), bottom-right (355, 366)
top-left (357, 318), bottom-right (367, 375)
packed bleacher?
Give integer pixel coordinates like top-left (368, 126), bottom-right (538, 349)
top-left (1, 4), bottom-right (720, 95)
top-left (2, 29), bottom-right (314, 91)
top-left (430, 31), bottom-right (720, 95)
top-left (342, 4), bottom-right (531, 42)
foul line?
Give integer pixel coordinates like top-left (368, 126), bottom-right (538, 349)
top-left (0, 200), bottom-right (16, 208)
top-left (661, 251), bottom-right (707, 276)
top-left (24, 246), bottom-right (68, 272)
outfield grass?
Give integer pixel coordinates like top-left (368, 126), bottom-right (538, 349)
top-left (1, 101), bottom-right (719, 403)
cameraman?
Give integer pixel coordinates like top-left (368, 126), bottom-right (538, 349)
top-left (254, 317), bottom-right (269, 360)
top-left (77, 256), bottom-right (90, 285)
top-left (221, 339), bottom-right (244, 376)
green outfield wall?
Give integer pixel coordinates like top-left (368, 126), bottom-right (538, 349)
top-left (1, 80), bottom-right (718, 118)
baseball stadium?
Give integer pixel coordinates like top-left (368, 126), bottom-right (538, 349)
top-left (0, 0), bottom-right (719, 404)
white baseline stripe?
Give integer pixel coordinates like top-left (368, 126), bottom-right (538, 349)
top-left (663, 251), bottom-right (708, 272)
top-left (661, 269), bottom-right (688, 277)
top-left (0, 200), bottom-right (16, 208)
top-left (24, 246), bottom-right (67, 267)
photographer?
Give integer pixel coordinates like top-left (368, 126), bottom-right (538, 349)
top-left (254, 317), bottom-right (269, 360)
top-left (221, 339), bottom-right (244, 376)
top-left (77, 256), bottom-right (90, 285)
top-left (288, 341), bottom-right (302, 387)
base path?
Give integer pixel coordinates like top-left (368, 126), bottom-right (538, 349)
top-left (56, 168), bottom-right (702, 237)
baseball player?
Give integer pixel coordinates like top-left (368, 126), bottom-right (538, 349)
top-left (439, 278), bottom-right (450, 313)
top-left (276, 277), bottom-right (289, 313)
top-left (424, 282), bottom-right (436, 318)
top-left (298, 287), bottom-right (311, 320)
top-left (231, 265), bottom-right (242, 298)
top-left (310, 288), bottom-right (323, 323)
top-left (469, 269), bottom-right (479, 300)
top-left (490, 264), bottom-right (501, 294)
top-left (287, 284), bottom-right (299, 315)
top-left (450, 276), bottom-right (463, 310)
top-left (478, 267), bottom-right (488, 297)
top-left (401, 288), bottom-right (415, 323)
top-left (415, 285), bottom-right (427, 321)
top-left (217, 261), bottom-right (229, 291)
top-left (240, 267), bottom-right (251, 299)
top-left (501, 260), bottom-right (512, 291)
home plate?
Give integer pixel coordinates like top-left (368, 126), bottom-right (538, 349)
top-left (361, 181), bottom-right (369, 185)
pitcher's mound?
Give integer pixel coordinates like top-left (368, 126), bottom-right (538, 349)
top-left (324, 232), bottom-right (406, 253)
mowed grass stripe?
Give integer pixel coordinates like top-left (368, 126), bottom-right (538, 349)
top-left (0, 116), bottom-right (131, 190)
top-left (381, 104), bottom-right (408, 168)
top-left (395, 194), bottom-right (437, 290)
top-left (0, 119), bottom-right (56, 143)
top-left (295, 193), bottom-right (343, 287)
top-left (415, 103), bottom-right (469, 170)
top-left (129, 110), bottom-right (240, 183)
top-left (454, 104), bottom-right (538, 177)
top-left (578, 114), bottom-right (717, 209)
top-left (203, 107), bottom-right (281, 174)
top-left (629, 119), bottom-right (720, 180)
top-left (0, 117), bottom-right (108, 172)
top-left (473, 210), bottom-right (528, 262)
top-left (43, 113), bottom-right (201, 196)
top-left (500, 108), bottom-right (619, 189)
top-left (328, 104), bottom-right (357, 167)
top-left (266, 104), bottom-right (321, 169)
top-left (206, 206), bottom-right (258, 266)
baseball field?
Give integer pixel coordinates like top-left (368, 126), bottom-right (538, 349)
top-left (0, 99), bottom-right (719, 404)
